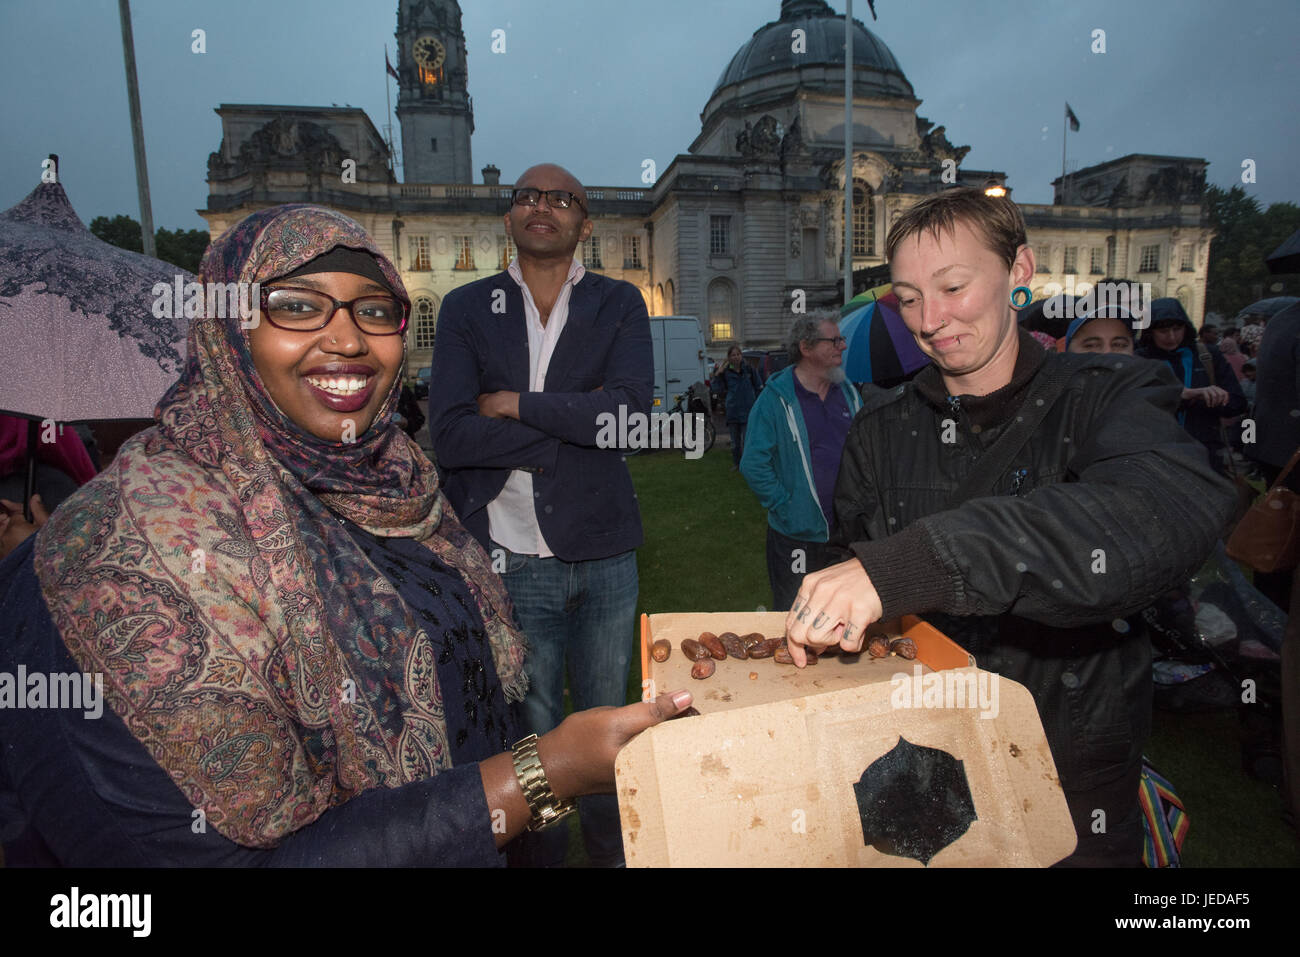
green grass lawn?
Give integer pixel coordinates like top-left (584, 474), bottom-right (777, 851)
top-left (581, 445), bottom-right (1299, 868)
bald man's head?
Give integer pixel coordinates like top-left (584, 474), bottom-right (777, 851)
top-left (506, 162), bottom-right (593, 262)
top-left (514, 164), bottom-right (588, 213)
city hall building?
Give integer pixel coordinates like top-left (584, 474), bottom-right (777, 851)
top-left (200, 0), bottom-right (1213, 370)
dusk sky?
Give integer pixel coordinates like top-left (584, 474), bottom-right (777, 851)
top-left (1, 0), bottom-right (1296, 230)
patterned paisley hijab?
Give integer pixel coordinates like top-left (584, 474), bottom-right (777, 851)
top-left (34, 204), bottom-right (526, 848)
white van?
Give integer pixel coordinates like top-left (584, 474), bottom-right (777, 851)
top-left (648, 316), bottom-right (708, 410)
top-left (645, 315), bottom-right (715, 454)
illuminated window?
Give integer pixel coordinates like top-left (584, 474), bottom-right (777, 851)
top-left (498, 234), bottom-right (516, 270)
top-left (412, 297), bottom-right (437, 350)
top-left (1090, 247), bottom-right (1104, 274)
top-left (582, 235), bottom-right (602, 268)
top-left (409, 236), bottom-right (431, 272)
top-left (453, 235), bottom-right (474, 270)
top-left (623, 234), bottom-right (643, 269)
top-left (710, 216), bottom-right (731, 256)
top-left (1139, 244), bottom-right (1160, 274)
top-left (852, 181), bottom-right (876, 256)
top-left (708, 278), bottom-right (736, 343)
top-left (419, 66), bottom-right (444, 91)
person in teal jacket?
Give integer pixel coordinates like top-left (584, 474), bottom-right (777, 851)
top-left (740, 311), bottom-right (863, 610)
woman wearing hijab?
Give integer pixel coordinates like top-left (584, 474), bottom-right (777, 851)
top-left (0, 205), bottom-right (689, 866)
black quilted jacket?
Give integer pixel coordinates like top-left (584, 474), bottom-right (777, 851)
top-left (832, 329), bottom-right (1237, 797)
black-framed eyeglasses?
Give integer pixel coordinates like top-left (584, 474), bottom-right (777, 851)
top-left (259, 286), bottom-right (409, 335)
top-left (512, 187), bottom-right (587, 213)
top-left (810, 336), bottom-right (847, 346)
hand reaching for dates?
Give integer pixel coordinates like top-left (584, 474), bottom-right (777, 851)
top-left (785, 557), bottom-right (883, 667)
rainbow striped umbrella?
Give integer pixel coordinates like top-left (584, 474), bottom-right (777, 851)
top-left (838, 284), bottom-right (929, 386)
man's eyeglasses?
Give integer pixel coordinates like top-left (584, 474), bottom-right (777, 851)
top-left (810, 336), bottom-right (847, 346)
top-left (259, 287), bottom-right (409, 335)
top-left (512, 187), bottom-right (587, 213)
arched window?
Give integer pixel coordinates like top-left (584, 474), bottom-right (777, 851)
top-left (655, 283), bottom-right (664, 315)
top-left (1176, 286), bottom-right (1193, 315)
top-left (412, 296), bottom-right (438, 351)
top-left (852, 179), bottom-right (876, 257)
top-left (708, 278), bottom-right (736, 343)
top-left (664, 280), bottom-right (675, 316)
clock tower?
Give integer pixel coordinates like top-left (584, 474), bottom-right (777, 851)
top-left (395, 0), bottom-right (473, 183)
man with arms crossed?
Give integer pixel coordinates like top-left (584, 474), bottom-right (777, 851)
top-left (428, 164), bottom-right (652, 866)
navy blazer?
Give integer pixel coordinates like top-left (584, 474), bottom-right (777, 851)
top-left (427, 268), bottom-right (653, 561)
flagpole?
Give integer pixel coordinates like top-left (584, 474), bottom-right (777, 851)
top-left (118, 0), bottom-right (155, 259)
top-left (384, 44), bottom-right (394, 177)
top-left (1061, 102), bottom-right (1068, 206)
top-left (844, 0), bottom-right (854, 305)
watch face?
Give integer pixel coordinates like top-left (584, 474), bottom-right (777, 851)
top-left (413, 35), bottom-right (446, 71)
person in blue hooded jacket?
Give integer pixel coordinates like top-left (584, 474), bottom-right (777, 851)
top-left (713, 345), bottom-right (764, 469)
top-left (1137, 298), bottom-right (1247, 476)
top-left (740, 311), bottom-right (863, 610)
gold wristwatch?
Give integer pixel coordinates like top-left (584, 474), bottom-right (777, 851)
top-left (511, 733), bottom-right (576, 831)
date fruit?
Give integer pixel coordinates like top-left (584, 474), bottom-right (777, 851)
top-left (651, 639), bottom-right (671, 663)
top-left (746, 637), bottom-right (785, 659)
top-left (668, 705), bottom-right (702, 720)
top-left (691, 658), bottom-right (716, 679)
top-left (867, 635), bottom-right (891, 659)
top-left (719, 632), bottom-right (748, 660)
top-left (681, 639), bottom-right (711, 661)
top-left (699, 632), bottom-right (727, 660)
top-left (890, 637), bottom-right (918, 660)
top-left (741, 632), bottom-right (768, 653)
top-left (775, 645), bottom-right (819, 665)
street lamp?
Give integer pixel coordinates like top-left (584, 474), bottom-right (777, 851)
top-left (984, 178), bottom-right (1007, 198)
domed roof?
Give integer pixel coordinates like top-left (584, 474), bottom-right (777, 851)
top-left (714, 0), bottom-right (913, 99)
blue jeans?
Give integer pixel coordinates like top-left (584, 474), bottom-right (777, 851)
top-left (494, 544), bottom-right (638, 866)
top-left (728, 422), bottom-right (747, 466)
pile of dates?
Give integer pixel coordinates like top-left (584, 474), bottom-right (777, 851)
top-left (653, 631), bottom-right (916, 679)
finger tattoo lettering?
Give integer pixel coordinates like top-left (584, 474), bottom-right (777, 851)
top-left (812, 612), bottom-right (828, 628)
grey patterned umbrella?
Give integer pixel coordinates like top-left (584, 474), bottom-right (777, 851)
top-left (0, 178), bottom-right (191, 422)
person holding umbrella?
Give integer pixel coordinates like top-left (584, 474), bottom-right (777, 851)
top-left (0, 204), bottom-right (691, 866)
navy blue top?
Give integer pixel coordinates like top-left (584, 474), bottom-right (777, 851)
top-left (0, 525), bottom-right (514, 867)
top-left (428, 270), bottom-right (653, 562)
top-left (715, 362), bottom-right (762, 424)
top-left (791, 372), bottom-right (854, 523)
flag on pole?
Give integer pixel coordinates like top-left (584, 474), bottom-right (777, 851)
top-left (1065, 102), bottom-right (1080, 132)
top-left (386, 48), bottom-right (399, 80)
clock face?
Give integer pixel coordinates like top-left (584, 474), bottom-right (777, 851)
top-left (413, 35), bottom-right (446, 71)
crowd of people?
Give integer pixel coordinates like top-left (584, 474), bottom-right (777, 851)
top-left (1, 177), bottom-right (1295, 868)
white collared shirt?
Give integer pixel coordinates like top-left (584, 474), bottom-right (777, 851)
top-left (486, 257), bottom-right (587, 557)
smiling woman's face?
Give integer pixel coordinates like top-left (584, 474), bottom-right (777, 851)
top-left (890, 220), bottom-right (1032, 393)
top-left (247, 271), bottom-right (403, 442)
